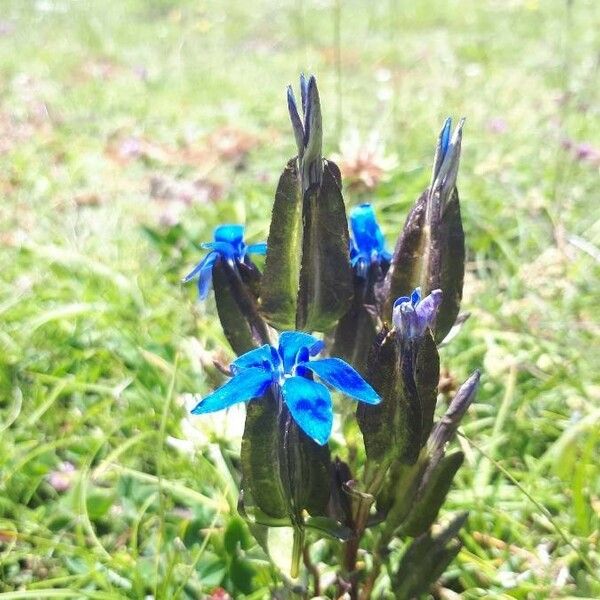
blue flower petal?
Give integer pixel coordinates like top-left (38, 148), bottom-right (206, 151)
top-left (278, 331), bottom-right (325, 373)
top-left (246, 242), bottom-right (268, 255)
top-left (305, 357), bottom-right (381, 405)
top-left (197, 259), bottom-right (216, 300)
top-left (299, 73), bottom-right (309, 117)
top-left (393, 288), bottom-right (442, 339)
top-left (349, 203), bottom-right (390, 277)
top-left (410, 287), bottom-right (421, 306)
top-left (415, 289), bottom-right (443, 327)
top-left (231, 344), bottom-right (277, 374)
top-left (191, 367), bottom-right (272, 414)
top-left (441, 117), bottom-right (452, 158)
top-left (200, 241), bottom-right (237, 261)
top-left (393, 295), bottom-right (410, 308)
top-left (214, 224), bottom-right (244, 245)
top-left (282, 376), bottom-right (333, 445)
top-left (182, 251), bottom-right (217, 283)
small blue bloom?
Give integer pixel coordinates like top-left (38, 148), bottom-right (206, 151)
top-left (183, 224), bottom-right (267, 300)
top-left (349, 203), bottom-right (392, 278)
top-left (392, 287), bottom-right (442, 340)
top-left (192, 331), bottom-right (381, 445)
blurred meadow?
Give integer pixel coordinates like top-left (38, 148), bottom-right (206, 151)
top-left (0, 0), bottom-right (599, 597)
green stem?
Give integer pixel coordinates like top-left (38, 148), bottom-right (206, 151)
top-left (290, 526), bottom-right (304, 579)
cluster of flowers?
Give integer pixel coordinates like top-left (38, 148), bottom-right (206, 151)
top-left (184, 204), bottom-right (442, 445)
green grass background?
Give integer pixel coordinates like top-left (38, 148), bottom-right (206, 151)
top-left (0, 0), bottom-right (598, 597)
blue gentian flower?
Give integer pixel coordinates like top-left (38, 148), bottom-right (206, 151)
top-left (183, 224), bottom-right (267, 300)
top-left (349, 203), bottom-right (392, 278)
top-left (393, 287), bottom-right (442, 340)
top-left (191, 331), bottom-right (380, 445)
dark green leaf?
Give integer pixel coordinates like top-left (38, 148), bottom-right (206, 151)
top-left (305, 516), bottom-right (353, 541)
top-left (241, 392), bottom-right (289, 520)
top-left (296, 160), bottom-right (353, 332)
top-left (284, 411), bottom-right (331, 518)
top-left (229, 554), bottom-right (257, 594)
top-left (384, 186), bottom-right (465, 343)
top-left (384, 190), bottom-right (428, 320)
top-left (400, 451), bottom-right (465, 537)
top-left (392, 512), bottom-right (468, 600)
top-left (331, 301), bottom-right (377, 375)
top-left (240, 391), bottom-right (331, 523)
top-left (357, 330), bottom-right (422, 466)
top-left (430, 370), bottom-right (480, 461)
top-left (260, 158), bottom-right (303, 329)
top-left (428, 188), bottom-right (465, 343)
top-left (213, 260), bottom-right (270, 355)
top-left (224, 516), bottom-right (251, 555)
top-left (86, 490), bottom-right (114, 520)
top-left (415, 331), bottom-right (440, 445)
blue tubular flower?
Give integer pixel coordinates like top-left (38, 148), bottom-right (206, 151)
top-left (183, 224), bottom-right (267, 300)
top-left (392, 287), bottom-right (443, 341)
top-left (349, 203), bottom-right (392, 278)
top-left (192, 331), bottom-right (380, 445)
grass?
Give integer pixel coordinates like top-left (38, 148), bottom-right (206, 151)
top-left (0, 0), bottom-right (599, 597)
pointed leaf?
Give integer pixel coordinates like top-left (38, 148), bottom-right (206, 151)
top-left (241, 390), bottom-right (331, 522)
top-left (241, 391), bottom-right (290, 520)
top-left (296, 159), bottom-right (353, 331)
top-left (331, 303), bottom-right (377, 375)
top-left (305, 516), bottom-right (353, 541)
top-left (213, 260), bottom-right (270, 355)
top-left (392, 512), bottom-right (468, 600)
top-left (260, 159), bottom-right (303, 329)
top-left (384, 191), bottom-right (428, 320)
top-left (400, 451), bottom-right (465, 537)
top-left (415, 331), bottom-right (440, 445)
top-left (430, 370), bottom-right (480, 460)
top-left (428, 187), bottom-right (465, 343)
top-left (356, 329), bottom-right (422, 465)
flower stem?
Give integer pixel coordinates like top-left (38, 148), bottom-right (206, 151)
top-left (290, 526), bottom-right (304, 579)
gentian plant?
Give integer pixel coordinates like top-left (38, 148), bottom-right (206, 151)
top-left (184, 75), bottom-right (480, 599)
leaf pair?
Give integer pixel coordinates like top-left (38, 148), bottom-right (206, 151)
top-left (261, 77), bottom-right (353, 333)
top-left (357, 327), bottom-right (440, 467)
top-left (384, 119), bottom-right (466, 342)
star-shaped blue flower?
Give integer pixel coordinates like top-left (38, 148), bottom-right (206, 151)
top-left (191, 331), bottom-right (381, 445)
top-left (183, 224), bottom-right (267, 300)
top-left (393, 287), bottom-right (442, 340)
top-left (349, 203), bottom-right (392, 278)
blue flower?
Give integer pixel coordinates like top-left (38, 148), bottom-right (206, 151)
top-left (349, 203), bottom-right (392, 278)
top-left (392, 287), bottom-right (442, 340)
top-left (183, 224), bottom-right (267, 300)
top-left (191, 331), bottom-right (380, 445)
